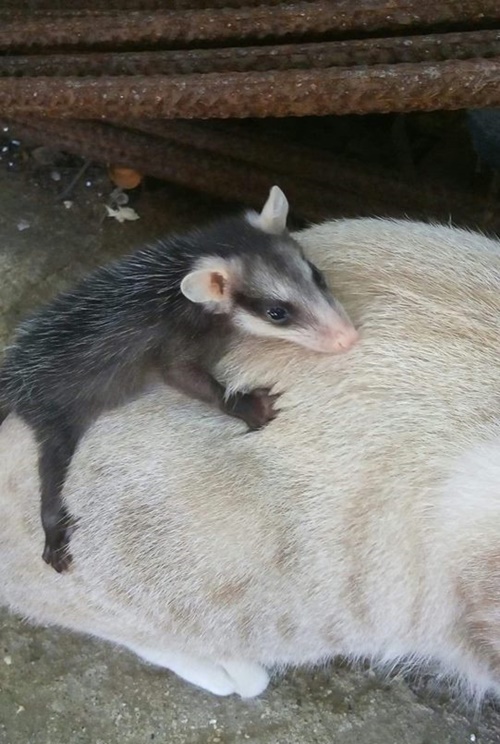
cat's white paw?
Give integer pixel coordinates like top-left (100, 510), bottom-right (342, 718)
top-left (194, 664), bottom-right (236, 696)
top-left (222, 660), bottom-right (270, 698)
top-left (129, 644), bottom-right (268, 697)
top-left (129, 645), bottom-right (237, 696)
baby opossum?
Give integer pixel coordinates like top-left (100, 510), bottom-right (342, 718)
top-left (0, 186), bottom-right (358, 574)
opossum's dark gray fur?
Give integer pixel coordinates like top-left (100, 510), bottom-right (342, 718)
top-left (0, 188), bottom-right (354, 574)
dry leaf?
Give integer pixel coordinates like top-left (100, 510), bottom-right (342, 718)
top-left (105, 205), bottom-right (140, 223)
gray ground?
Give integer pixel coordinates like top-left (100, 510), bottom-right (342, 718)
top-left (0, 160), bottom-right (499, 744)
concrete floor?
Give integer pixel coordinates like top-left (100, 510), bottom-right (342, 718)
top-left (1, 157), bottom-right (500, 743)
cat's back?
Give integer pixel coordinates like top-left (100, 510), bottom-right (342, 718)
top-left (2, 217), bottom-right (500, 699)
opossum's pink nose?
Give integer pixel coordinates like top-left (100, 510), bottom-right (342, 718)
top-left (314, 322), bottom-right (359, 353)
top-left (333, 324), bottom-right (359, 351)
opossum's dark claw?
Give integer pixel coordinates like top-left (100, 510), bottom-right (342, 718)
top-left (250, 388), bottom-right (281, 425)
top-left (252, 388), bottom-right (281, 404)
top-left (42, 532), bottom-right (73, 573)
top-left (225, 387), bottom-right (280, 431)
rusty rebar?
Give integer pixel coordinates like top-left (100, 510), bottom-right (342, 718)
top-left (0, 117), bottom-right (355, 220)
top-left (2, 2), bottom-right (500, 53)
top-left (119, 118), bottom-right (395, 195)
top-left (1, 116), bottom-right (496, 231)
top-left (123, 117), bottom-right (465, 216)
top-left (2, 31), bottom-right (500, 79)
top-left (0, 0), bottom-right (284, 14)
top-left (2, 60), bottom-right (500, 119)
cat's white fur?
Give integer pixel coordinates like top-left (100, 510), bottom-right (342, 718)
top-left (2, 217), bottom-right (500, 701)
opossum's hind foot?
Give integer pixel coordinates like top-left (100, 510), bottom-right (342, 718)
top-left (42, 510), bottom-right (77, 573)
top-left (225, 387), bottom-right (281, 431)
top-left (43, 541), bottom-right (72, 573)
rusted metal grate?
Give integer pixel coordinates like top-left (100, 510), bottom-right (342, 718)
top-left (1, 1), bottom-right (500, 221)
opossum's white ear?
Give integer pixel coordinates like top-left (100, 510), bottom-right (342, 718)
top-left (248, 185), bottom-right (289, 235)
top-left (180, 266), bottom-right (230, 304)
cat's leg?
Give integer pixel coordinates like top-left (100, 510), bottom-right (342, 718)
top-left (127, 645), bottom-right (237, 696)
top-left (127, 644), bottom-right (270, 698)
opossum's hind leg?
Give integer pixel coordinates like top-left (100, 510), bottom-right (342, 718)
top-left (35, 419), bottom-right (82, 573)
top-left (0, 404), bottom-right (8, 427)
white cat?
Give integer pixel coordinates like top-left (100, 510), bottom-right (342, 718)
top-left (2, 217), bottom-right (500, 702)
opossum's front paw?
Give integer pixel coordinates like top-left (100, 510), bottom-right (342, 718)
top-left (248, 388), bottom-right (281, 429)
top-left (42, 531), bottom-right (73, 573)
top-left (227, 388), bottom-right (280, 431)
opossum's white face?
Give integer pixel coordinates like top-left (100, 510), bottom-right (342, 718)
top-left (229, 256), bottom-right (358, 353)
top-left (180, 186), bottom-right (358, 354)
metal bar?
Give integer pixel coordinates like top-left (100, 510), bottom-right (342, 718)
top-left (0, 0), bottom-right (285, 14)
top-left (2, 117), bottom-right (495, 230)
top-left (118, 119), bottom-right (395, 194)
top-left (2, 30), bottom-right (500, 78)
top-left (2, 60), bottom-right (500, 119)
top-left (1, 2), bottom-right (500, 53)
top-left (0, 117), bottom-right (353, 220)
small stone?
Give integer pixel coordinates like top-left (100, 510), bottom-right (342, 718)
top-left (110, 188), bottom-right (129, 206)
top-left (63, 201), bottom-right (73, 209)
top-left (50, 170), bottom-right (61, 182)
top-left (4, 655), bottom-right (12, 665)
top-left (17, 219), bottom-right (30, 231)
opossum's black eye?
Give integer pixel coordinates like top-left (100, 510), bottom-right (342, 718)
top-left (308, 261), bottom-right (328, 291)
top-left (266, 306), bottom-right (289, 323)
